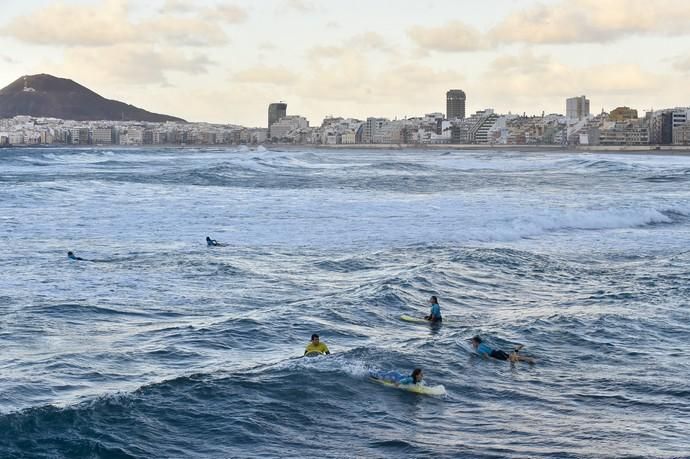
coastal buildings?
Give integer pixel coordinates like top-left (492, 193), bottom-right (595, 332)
top-left (609, 106), bottom-right (638, 121)
top-left (2, 92), bottom-right (690, 148)
top-left (269, 115), bottom-right (309, 142)
top-left (446, 90), bottom-right (466, 119)
top-left (566, 96), bottom-right (590, 121)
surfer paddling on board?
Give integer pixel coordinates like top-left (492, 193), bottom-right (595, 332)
top-left (470, 336), bottom-right (535, 364)
top-left (304, 334), bottom-right (330, 356)
top-left (369, 368), bottom-right (424, 386)
top-left (424, 296), bottom-right (442, 323)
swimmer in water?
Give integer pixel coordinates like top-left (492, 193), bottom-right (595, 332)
top-left (67, 251), bottom-right (85, 261)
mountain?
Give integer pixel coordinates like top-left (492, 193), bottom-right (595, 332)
top-left (0, 74), bottom-right (185, 122)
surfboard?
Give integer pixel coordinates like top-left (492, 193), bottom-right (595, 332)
top-left (369, 377), bottom-right (446, 396)
top-left (304, 351), bottom-right (325, 358)
top-left (400, 315), bottom-right (444, 324)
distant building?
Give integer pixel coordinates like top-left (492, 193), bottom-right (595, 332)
top-left (609, 106), bottom-right (638, 121)
top-left (647, 108), bottom-right (690, 145)
top-left (269, 115), bottom-right (308, 141)
top-left (268, 102), bottom-right (287, 140)
top-left (566, 95), bottom-right (590, 120)
top-left (446, 90), bottom-right (466, 119)
top-left (592, 120), bottom-right (649, 146)
top-left (92, 127), bottom-right (113, 144)
top-left (673, 122), bottom-right (690, 145)
top-left (341, 130), bottom-right (356, 144)
top-left (361, 117), bottom-right (387, 143)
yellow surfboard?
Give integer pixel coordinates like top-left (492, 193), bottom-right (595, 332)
top-left (369, 376), bottom-right (446, 396)
top-left (400, 315), bottom-right (445, 324)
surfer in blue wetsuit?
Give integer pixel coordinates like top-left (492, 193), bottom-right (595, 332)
top-left (370, 368), bottom-right (423, 386)
top-left (67, 251), bottom-right (85, 261)
top-left (470, 336), bottom-right (535, 364)
top-left (424, 296), bottom-right (442, 323)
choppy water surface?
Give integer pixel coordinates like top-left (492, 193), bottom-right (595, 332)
top-left (1, 146), bottom-right (689, 458)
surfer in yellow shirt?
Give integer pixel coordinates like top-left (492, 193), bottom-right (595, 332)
top-left (304, 334), bottom-right (330, 356)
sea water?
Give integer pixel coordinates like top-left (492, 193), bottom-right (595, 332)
top-left (1, 147), bottom-right (689, 458)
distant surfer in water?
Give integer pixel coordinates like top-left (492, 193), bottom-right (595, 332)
top-left (424, 296), bottom-right (442, 323)
top-left (206, 236), bottom-right (223, 247)
top-left (470, 336), bottom-right (535, 364)
top-left (304, 334), bottom-right (330, 356)
top-left (370, 368), bottom-right (424, 386)
top-left (67, 251), bottom-right (85, 261)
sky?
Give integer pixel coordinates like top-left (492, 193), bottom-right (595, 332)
top-left (1, 0), bottom-right (689, 126)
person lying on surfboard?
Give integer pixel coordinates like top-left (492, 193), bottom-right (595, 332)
top-left (470, 336), bottom-right (535, 364)
top-left (424, 296), bottom-right (442, 323)
top-left (304, 333), bottom-right (330, 356)
top-left (370, 368), bottom-right (423, 386)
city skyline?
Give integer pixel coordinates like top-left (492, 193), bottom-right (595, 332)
top-left (1, 0), bottom-right (690, 126)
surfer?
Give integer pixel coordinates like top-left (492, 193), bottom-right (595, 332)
top-left (67, 251), bottom-right (85, 261)
top-left (470, 336), bottom-right (535, 364)
top-left (370, 368), bottom-right (424, 386)
top-left (206, 236), bottom-right (223, 247)
top-left (304, 334), bottom-right (330, 356)
top-left (424, 295), bottom-right (442, 323)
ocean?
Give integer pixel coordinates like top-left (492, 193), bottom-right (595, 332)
top-left (1, 146), bottom-right (689, 458)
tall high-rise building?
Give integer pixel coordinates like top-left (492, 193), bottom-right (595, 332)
top-left (446, 90), bottom-right (466, 119)
top-left (268, 102), bottom-right (287, 139)
top-left (566, 96), bottom-right (590, 120)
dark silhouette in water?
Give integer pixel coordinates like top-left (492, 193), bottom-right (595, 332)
top-left (67, 251), bottom-right (85, 261)
top-left (206, 236), bottom-right (226, 247)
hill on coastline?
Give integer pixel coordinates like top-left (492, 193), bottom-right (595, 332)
top-left (0, 74), bottom-right (185, 122)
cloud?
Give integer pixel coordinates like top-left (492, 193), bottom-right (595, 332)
top-left (307, 45), bottom-right (348, 60)
top-left (50, 45), bottom-right (214, 86)
top-left (305, 32), bottom-right (395, 61)
top-left (1, 0), bottom-right (246, 47)
top-left (2, 0), bottom-right (137, 47)
top-left (144, 17), bottom-right (227, 47)
top-left (491, 0), bottom-right (690, 45)
top-left (159, 0), bottom-right (194, 14)
top-left (349, 32), bottom-right (395, 54)
top-left (474, 51), bottom-right (661, 116)
top-left (258, 42), bottom-right (277, 51)
top-left (206, 3), bottom-right (249, 24)
top-left (407, 21), bottom-right (487, 52)
top-left (282, 0), bottom-right (316, 13)
top-left (672, 54), bottom-right (690, 73)
top-left (232, 65), bottom-right (298, 85)
top-left (405, 0), bottom-right (690, 52)
top-left (226, 49), bottom-right (465, 122)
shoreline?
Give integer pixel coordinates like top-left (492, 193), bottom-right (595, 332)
top-left (4, 143), bottom-right (690, 156)
top-left (310, 143), bottom-right (690, 154)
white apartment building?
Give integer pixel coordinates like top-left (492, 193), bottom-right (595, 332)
top-left (92, 127), bottom-right (113, 144)
top-left (341, 130), bottom-right (356, 144)
top-left (119, 127), bottom-right (144, 145)
top-left (269, 116), bottom-right (309, 141)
